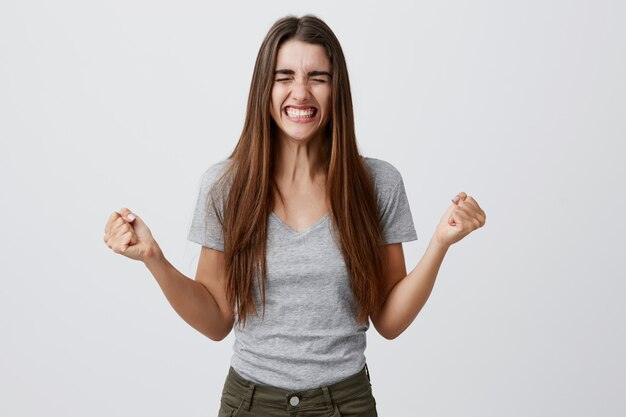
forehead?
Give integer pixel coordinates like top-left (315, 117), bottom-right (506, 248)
top-left (275, 39), bottom-right (331, 71)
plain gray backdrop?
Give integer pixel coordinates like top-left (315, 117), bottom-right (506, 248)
top-left (1, 1), bottom-right (624, 416)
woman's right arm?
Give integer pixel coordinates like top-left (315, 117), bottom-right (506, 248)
top-left (144, 247), bottom-right (234, 341)
top-left (104, 208), bottom-right (234, 341)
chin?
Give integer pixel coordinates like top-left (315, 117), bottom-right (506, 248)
top-left (286, 129), bottom-right (324, 142)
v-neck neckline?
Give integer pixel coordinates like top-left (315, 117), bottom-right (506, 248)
top-left (270, 211), bottom-right (331, 235)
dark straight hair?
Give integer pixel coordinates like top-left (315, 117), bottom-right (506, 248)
top-left (210, 15), bottom-right (387, 326)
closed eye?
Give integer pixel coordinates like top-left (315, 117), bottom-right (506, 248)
top-left (275, 78), bottom-right (327, 84)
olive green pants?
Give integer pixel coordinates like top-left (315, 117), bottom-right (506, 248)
top-left (218, 364), bottom-right (378, 417)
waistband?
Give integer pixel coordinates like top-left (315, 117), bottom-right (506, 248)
top-left (222, 364), bottom-right (372, 412)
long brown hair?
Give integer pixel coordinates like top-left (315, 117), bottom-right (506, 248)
top-left (211, 15), bottom-right (386, 326)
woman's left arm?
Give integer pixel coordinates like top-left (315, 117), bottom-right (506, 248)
top-left (370, 192), bottom-right (486, 340)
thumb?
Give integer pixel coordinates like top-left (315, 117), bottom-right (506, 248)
top-left (119, 208), bottom-right (145, 228)
top-left (444, 204), bottom-right (457, 226)
top-left (119, 209), bottom-right (152, 243)
top-left (118, 208), bottom-right (141, 245)
top-left (440, 196), bottom-right (459, 226)
top-left (128, 214), bottom-right (149, 238)
top-left (118, 207), bottom-right (136, 223)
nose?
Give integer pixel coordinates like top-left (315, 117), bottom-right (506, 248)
top-left (290, 78), bottom-right (310, 101)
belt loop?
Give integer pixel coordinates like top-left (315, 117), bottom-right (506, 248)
top-left (364, 363), bottom-right (371, 383)
top-left (241, 381), bottom-right (256, 411)
top-left (322, 386), bottom-right (333, 412)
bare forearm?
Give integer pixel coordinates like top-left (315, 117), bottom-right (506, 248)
top-left (143, 247), bottom-right (231, 341)
top-left (377, 235), bottom-right (449, 339)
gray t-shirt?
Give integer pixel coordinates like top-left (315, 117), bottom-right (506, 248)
top-left (187, 157), bottom-right (417, 390)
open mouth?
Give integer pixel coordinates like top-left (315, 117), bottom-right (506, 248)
top-left (284, 106), bottom-right (318, 120)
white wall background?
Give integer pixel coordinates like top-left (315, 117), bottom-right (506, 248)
top-left (1, 1), bottom-right (624, 416)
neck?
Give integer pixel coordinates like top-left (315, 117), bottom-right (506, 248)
top-left (273, 132), bottom-right (328, 184)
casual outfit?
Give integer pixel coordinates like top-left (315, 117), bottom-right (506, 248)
top-left (187, 157), bottom-right (418, 416)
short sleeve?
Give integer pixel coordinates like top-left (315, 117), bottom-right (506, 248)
top-left (364, 157), bottom-right (418, 244)
top-left (186, 160), bottom-right (230, 251)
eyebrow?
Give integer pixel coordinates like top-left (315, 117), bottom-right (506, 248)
top-left (274, 69), bottom-right (332, 77)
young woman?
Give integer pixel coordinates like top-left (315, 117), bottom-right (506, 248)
top-left (104, 15), bottom-right (486, 417)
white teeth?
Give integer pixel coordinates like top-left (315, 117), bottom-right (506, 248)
top-left (285, 107), bottom-right (316, 118)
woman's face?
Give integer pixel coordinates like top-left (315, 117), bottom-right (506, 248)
top-left (270, 39), bottom-right (332, 144)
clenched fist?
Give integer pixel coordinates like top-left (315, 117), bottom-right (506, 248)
top-left (103, 208), bottom-right (161, 262)
top-left (434, 192), bottom-right (486, 248)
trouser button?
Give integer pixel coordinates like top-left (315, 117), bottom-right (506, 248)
top-left (289, 395), bottom-right (300, 406)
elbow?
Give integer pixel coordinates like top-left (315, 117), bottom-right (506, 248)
top-left (380, 328), bottom-right (402, 340)
top-left (206, 309), bottom-right (235, 341)
top-left (371, 318), bottom-right (403, 340)
top-left (206, 326), bottom-right (232, 342)
top-left (203, 316), bottom-right (233, 342)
